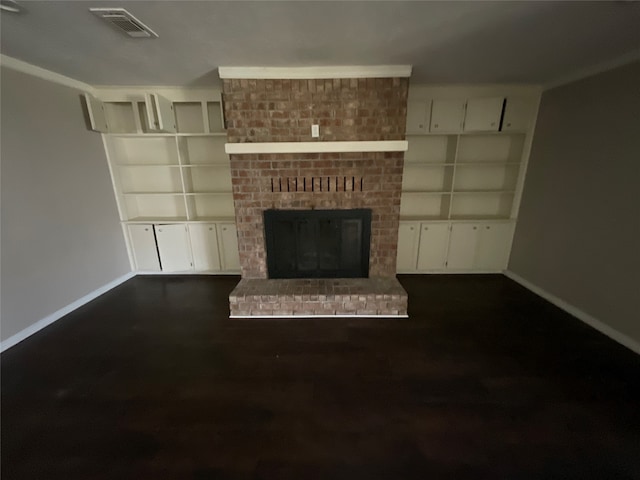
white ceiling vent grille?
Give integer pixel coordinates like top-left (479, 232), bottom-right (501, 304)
top-left (90, 8), bottom-right (158, 38)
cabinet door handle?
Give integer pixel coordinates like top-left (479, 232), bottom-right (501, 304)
top-left (209, 227), bottom-right (213, 231)
top-left (486, 226), bottom-right (490, 230)
top-left (473, 226), bottom-right (477, 230)
top-left (409, 227), bottom-right (414, 231)
top-left (433, 123), bottom-right (439, 128)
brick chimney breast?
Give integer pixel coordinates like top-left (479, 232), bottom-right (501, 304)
top-left (223, 77), bottom-right (409, 279)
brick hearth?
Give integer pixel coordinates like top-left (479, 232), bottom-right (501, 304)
top-left (223, 75), bottom-right (409, 317)
top-left (230, 278), bottom-right (407, 317)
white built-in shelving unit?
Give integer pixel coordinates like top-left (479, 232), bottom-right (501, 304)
top-left (84, 89), bottom-right (240, 273)
top-left (83, 85), bottom-right (540, 276)
top-left (398, 87), bottom-right (541, 273)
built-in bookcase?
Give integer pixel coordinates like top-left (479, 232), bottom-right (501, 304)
top-left (94, 95), bottom-right (233, 223)
top-left (398, 91), bottom-right (540, 273)
top-left (84, 89), bottom-right (240, 273)
top-left (401, 132), bottom-right (526, 220)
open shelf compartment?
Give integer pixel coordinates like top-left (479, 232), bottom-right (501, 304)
top-left (108, 136), bottom-right (179, 165)
top-left (450, 192), bottom-right (514, 219)
top-left (182, 165), bottom-right (232, 193)
top-left (186, 194), bottom-right (235, 220)
top-left (400, 193), bottom-right (451, 220)
top-left (402, 165), bottom-right (453, 192)
top-left (456, 134), bottom-right (525, 163)
top-left (123, 194), bottom-right (187, 221)
top-left (405, 135), bottom-right (457, 164)
top-left (178, 136), bottom-right (227, 165)
top-left (453, 164), bottom-right (520, 192)
top-left (119, 166), bottom-right (184, 193)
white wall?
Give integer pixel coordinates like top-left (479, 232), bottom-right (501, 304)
top-left (509, 61), bottom-right (640, 346)
top-left (1, 66), bottom-right (131, 343)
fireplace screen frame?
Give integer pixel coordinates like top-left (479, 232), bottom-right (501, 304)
top-left (263, 208), bottom-right (372, 279)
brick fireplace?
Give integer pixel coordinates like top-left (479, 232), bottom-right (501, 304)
top-left (222, 73), bottom-right (410, 317)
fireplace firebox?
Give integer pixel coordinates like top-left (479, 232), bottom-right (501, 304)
top-left (264, 209), bottom-right (371, 279)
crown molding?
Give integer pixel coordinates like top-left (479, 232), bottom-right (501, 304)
top-left (225, 140), bottom-right (408, 155)
top-left (218, 65), bottom-right (412, 80)
top-left (543, 49), bottom-right (640, 91)
top-left (0, 54), bottom-right (94, 93)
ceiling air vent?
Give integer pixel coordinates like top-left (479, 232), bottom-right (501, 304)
top-left (90, 8), bottom-right (158, 38)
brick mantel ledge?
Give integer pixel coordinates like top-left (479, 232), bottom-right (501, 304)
top-left (225, 140), bottom-right (408, 155)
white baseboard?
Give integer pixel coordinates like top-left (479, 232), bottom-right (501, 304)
top-left (504, 270), bottom-right (640, 355)
top-left (1, 272), bottom-right (136, 353)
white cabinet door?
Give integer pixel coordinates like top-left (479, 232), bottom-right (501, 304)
top-left (405, 100), bottom-right (431, 134)
top-left (464, 97), bottom-right (504, 132)
top-left (502, 97), bottom-right (536, 132)
top-left (417, 223), bottom-right (449, 270)
top-left (155, 224), bottom-right (192, 272)
top-left (83, 93), bottom-right (109, 132)
top-left (447, 224), bottom-right (479, 270)
top-left (145, 93), bottom-right (177, 133)
top-left (217, 223), bottom-right (240, 271)
top-left (189, 224), bottom-right (221, 271)
top-left (128, 224), bottom-right (160, 271)
top-left (430, 99), bottom-right (465, 133)
top-left (475, 222), bottom-right (514, 270)
top-left (396, 222), bottom-right (420, 272)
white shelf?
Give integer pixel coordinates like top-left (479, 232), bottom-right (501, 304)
top-left (126, 216), bottom-right (188, 223)
top-left (122, 192), bottom-right (184, 196)
top-left (455, 161), bottom-right (520, 166)
top-left (399, 216), bottom-right (450, 222)
top-left (185, 192), bottom-right (233, 196)
top-left (449, 215), bottom-right (512, 221)
top-left (402, 190), bottom-right (451, 195)
top-left (181, 163), bottom-right (228, 167)
top-left (404, 163), bottom-right (455, 167)
top-left (117, 163), bottom-right (181, 168)
top-left (183, 216), bottom-right (236, 223)
top-left (452, 189), bottom-right (516, 194)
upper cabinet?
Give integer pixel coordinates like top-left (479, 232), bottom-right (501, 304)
top-left (502, 97), bottom-right (537, 132)
top-left (83, 91), bottom-right (226, 135)
top-left (406, 94), bottom-right (538, 135)
top-left (83, 93), bottom-right (109, 133)
top-left (430, 99), bottom-right (466, 133)
top-left (406, 100), bottom-right (431, 134)
top-left (145, 93), bottom-right (177, 133)
top-left (463, 97), bottom-right (504, 132)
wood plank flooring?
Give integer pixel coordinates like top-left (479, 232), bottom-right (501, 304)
top-left (2, 274), bottom-right (639, 479)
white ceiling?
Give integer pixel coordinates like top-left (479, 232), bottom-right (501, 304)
top-left (1, 1), bottom-right (639, 86)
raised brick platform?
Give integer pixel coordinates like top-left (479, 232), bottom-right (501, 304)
top-left (229, 278), bottom-right (408, 318)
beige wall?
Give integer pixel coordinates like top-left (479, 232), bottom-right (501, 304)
top-left (1, 66), bottom-right (130, 342)
top-left (509, 61), bottom-right (640, 345)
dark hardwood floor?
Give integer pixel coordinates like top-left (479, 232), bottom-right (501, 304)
top-left (2, 275), bottom-right (639, 480)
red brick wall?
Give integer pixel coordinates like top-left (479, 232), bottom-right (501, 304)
top-left (223, 78), bottom-right (409, 279)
